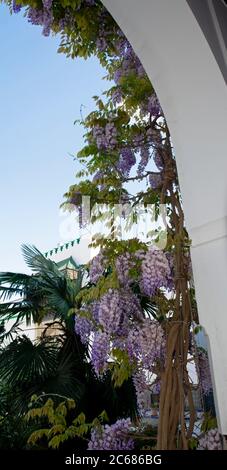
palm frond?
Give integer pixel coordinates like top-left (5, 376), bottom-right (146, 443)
top-left (0, 301), bottom-right (43, 325)
top-left (0, 333), bottom-right (86, 414)
top-left (0, 319), bottom-right (22, 346)
top-left (0, 335), bottom-right (59, 385)
top-left (0, 245), bottom-right (85, 328)
top-left (0, 272), bottom-right (31, 301)
top-left (21, 244), bottom-right (60, 276)
top-left (141, 295), bottom-right (158, 319)
top-left (41, 351), bottom-right (86, 402)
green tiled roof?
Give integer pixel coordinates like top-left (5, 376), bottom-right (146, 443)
top-left (44, 238), bottom-right (80, 258)
top-left (57, 256), bottom-right (79, 271)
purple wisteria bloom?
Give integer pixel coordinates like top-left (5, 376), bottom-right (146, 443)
top-left (12, 1), bottom-right (21, 13)
top-left (88, 418), bottom-right (134, 450)
top-left (140, 247), bottom-right (171, 296)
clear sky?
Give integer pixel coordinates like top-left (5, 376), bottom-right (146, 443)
top-left (0, 5), bottom-right (105, 273)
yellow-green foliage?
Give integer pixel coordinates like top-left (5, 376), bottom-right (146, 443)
top-left (25, 395), bottom-right (108, 449)
top-left (77, 269), bottom-right (120, 306)
top-left (110, 349), bottom-right (135, 388)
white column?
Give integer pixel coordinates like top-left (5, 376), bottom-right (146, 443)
top-left (102, 0), bottom-right (227, 433)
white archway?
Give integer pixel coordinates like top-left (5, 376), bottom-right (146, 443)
top-left (102, 0), bottom-right (227, 435)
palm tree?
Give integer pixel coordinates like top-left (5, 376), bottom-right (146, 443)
top-left (0, 245), bottom-right (137, 448)
top-left (0, 245), bottom-right (88, 403)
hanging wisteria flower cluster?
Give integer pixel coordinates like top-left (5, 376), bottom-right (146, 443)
top-left (12, 0), bottom-right (98, 36)
top-left (127, 319), bottom-right (166, 370)
top-left (89, 251), bottom-right (107, 284)
top-left (197, 350), bottom-right (213, 396)
top-left (117, 148), bottom-right (136, 177)
top-left (115, 253), bottom-right (134, 287)
top-left (140, 247), bottom-right (172, 296)
top-left (91, 331), bottom-right (110, 376)
top-left (133, 369), bottom-right (152, 416)
top-left (92, 123), bottom-right (118, 151)
top-left (198, 428), bottom-right (222, 450)
top-left (88, 418), bottom-right (134, 450)
top-left (74, 249), bottom-right (168, 405)
top-left (74, 311), bottom-right (93, 345)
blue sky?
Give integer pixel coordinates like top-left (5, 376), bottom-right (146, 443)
top-left (0, 5), bottom-right (105, 273)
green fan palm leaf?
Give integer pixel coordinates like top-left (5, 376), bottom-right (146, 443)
top-left (0, 245), bottom-right (83, 329)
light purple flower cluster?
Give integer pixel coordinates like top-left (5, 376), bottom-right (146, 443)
top-left (68, 191), bottom-right (81, 206)
top-left (149, 172), bottom-right (163, 189)
top-left (115, 253), bottom-right (133, 286)
top-left (27, 1), bottom-right (53, 36)
top-left (82, 286), bottom-right (165, 383)
top-left (92, 170), bottom-right (106, 191)
top-left (67, 191), bottom-right (84, 227)
top-left (127, 319), bottom-right (165, 370)
top-left (98, 289), bottom-right (122, 334)
top-left (12, 0), bottom-right (21, 13)
top-left (197, 350), bottom-right (213, 396)
top-left (151, 379), bottom-right (161, 395)
top-left (95, 21), bottom-right (110, 52)
top-left (154, 151), bottom-right (164, 170)
top-left (96, 37), bottom-right (108, 52)
top-left (92, 170), bottom-right (104, 181)
top-left (74, 302), bottom-right (102, 346)
top-left (89, 252), bottom-right (106, 284)
top-left (198, 428), bottom-right (222, 450)
top-left (58, 10), bottom-right (73, 30)
top-left (132, 133), bottom-right (151, 175)
top-left (140, 248), bottom-right (172, 296)
top-left (74, 313), bottom-right (93, 345)
top-left (92, 123), bottom-right (117, 151)
top-left (115, 36), bottom-right (146, 82)
top-left (88, 287), bottom-right (145, 376)
top-left (91, 300), bottom-right (100, 323)
top-left (88, 418), bottom-right (134, 450)
top-left (112, 87), bottom-right (123, 105)
top-left (148, 139), bottom-right (166, 189)
top-left (121, 288), bottom-right (143, 321)
top-left (135, 249), bottom-right (146, 260)
top-left (27, 7), bottom-right (43, 26)
top-left (141, 94), bottom-right (162, 118)
top-left (85, 0), bottom-right (96, 5)
top-left (67, 192), bottom-right (84, 228)
top-left (133, 132), bottom-right (144, 149)
top-left (117, 148), bottom-right (136, 177)
top-left (91, 331), bottom-right (110, 376)
top-left (98, 288), bottom-right (143, 336)
top-left (14, 0), bottom-right (98, 36)
top-left (133, 369), bottom-right (150, 415)
top-left (137, 145), bottom-right (150, 176)
top-left (146, 127), bottom-right (162, 149)
top-left (113, 68), bottom-right (124, 85)
top-left (43, 0), bottom-right (52, 8)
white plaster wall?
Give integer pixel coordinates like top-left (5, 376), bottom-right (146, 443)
top-left (5, 318), bottom-right (36, 342)
top-left (102, 0), bottom-right (227, 433)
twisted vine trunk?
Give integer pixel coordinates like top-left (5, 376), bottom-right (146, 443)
top-left (156, 125), bottom-right (196, 449)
